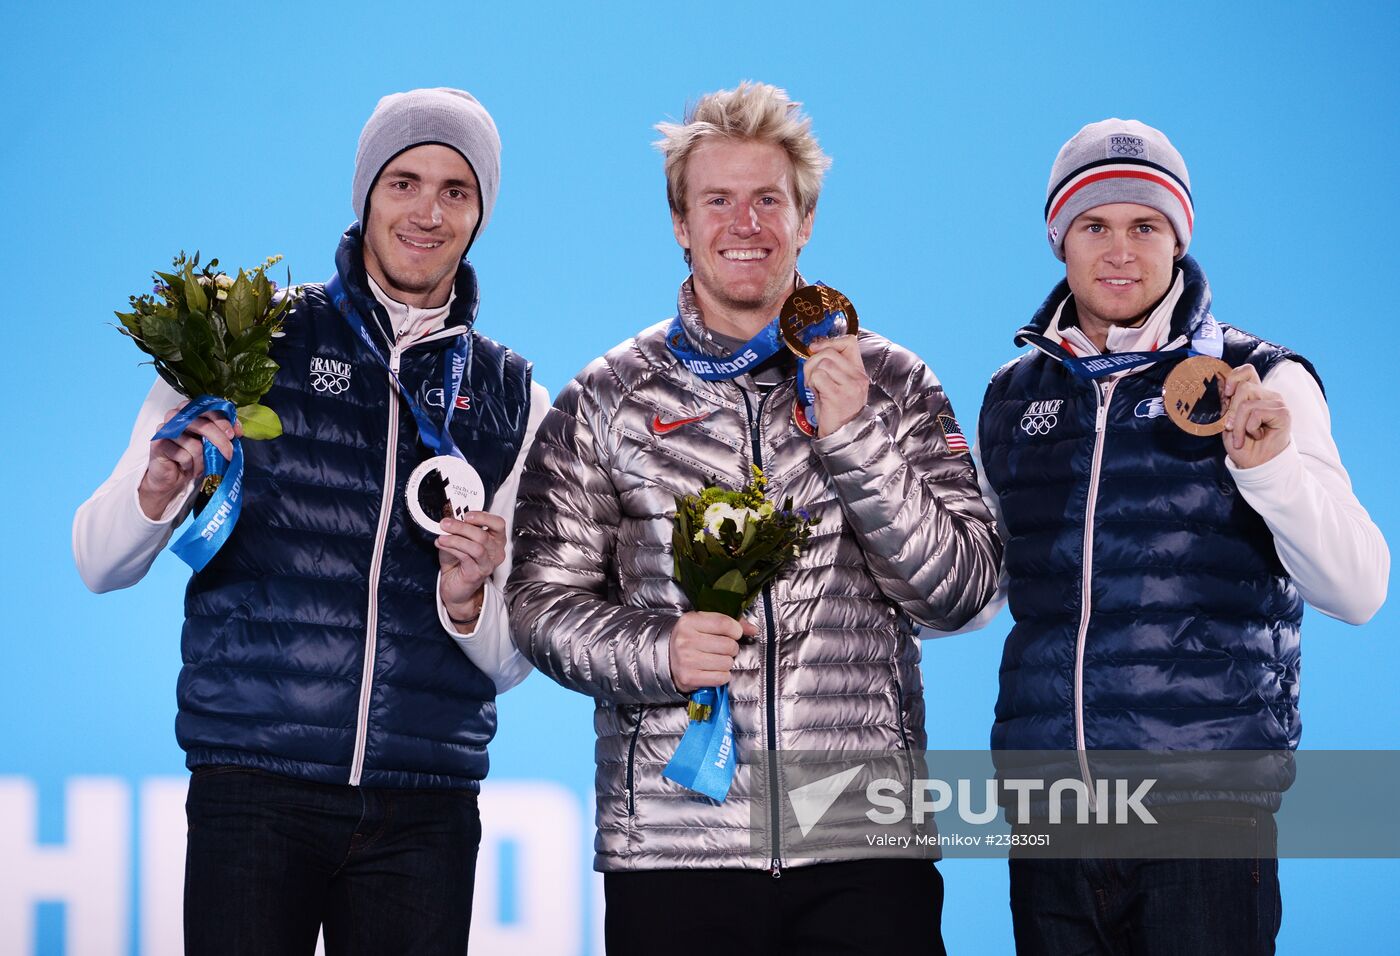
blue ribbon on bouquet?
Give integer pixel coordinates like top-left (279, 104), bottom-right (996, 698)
top-left (662, 685), bottom-right (738, 802)
top-left (153, 395), bottom-right (244, 573)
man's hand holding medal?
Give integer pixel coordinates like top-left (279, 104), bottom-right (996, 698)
top-left (402, 452), bottom-right (503, 630)
top-left (1163, 356), bottom-right (1292, 469)
top-left (803, 335), bottom-right (871, 437)
top-left (437, 513), bottom-right (507, 628)
top-left (779, 285), bottom-right (868, 437)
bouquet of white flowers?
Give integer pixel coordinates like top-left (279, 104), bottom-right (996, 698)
top-left (664, 467), bottom-right (817, 800)
top-left (671, 466), bottom-right (816, 622)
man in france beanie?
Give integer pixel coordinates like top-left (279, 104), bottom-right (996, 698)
top-left (1044, 118), bottom-right (1193, 261)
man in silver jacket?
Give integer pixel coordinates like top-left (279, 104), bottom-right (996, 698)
top-left (506, 82), bottom-right (1001, 954)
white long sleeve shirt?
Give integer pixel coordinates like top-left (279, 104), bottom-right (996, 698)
top-left (73, 277), bottom-right (548, 692)
top-left (938, 283), bottom-right (1388, 635)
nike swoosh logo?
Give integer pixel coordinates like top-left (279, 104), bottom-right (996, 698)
top-left (651, 411), bottom-right (712, 434)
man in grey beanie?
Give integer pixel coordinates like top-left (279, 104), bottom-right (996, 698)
top-left (75, 87), bottom-right (549, 954)
top-left (932, 119), bottom-right (1387, 953)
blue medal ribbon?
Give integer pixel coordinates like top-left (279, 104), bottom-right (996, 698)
top-left (664, 281), bottom-right (842, 429)
top-left (662, 684), bottom-right (737, 802)
top-left (664, 316), bottom-right (785, 381)
top-left (154, 395), bottom-right (244, 573)
top-left (1025, 313), bottom-right (1225, 381)
top-left (326, 274), bottom-right (469, 461)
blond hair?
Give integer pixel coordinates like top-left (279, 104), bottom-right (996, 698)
top-left (654, 81), bottom-right (831, 219)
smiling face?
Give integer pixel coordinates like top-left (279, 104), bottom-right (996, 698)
top-left (1063, 202), bottom-right (1180, 347)
top-left (671, 137), bottom-right (813, 337)
top-left (361, 144), bottom-right (481, 308)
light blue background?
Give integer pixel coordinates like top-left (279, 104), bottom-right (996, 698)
top-left (3, 1), bottom-right (1396, 953)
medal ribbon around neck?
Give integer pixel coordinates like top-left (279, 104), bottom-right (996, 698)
top-left (326, 273), bottom-right (469, 461)
top-left (664, 281), bottom-right (853, 431)
top-left (153, 395), bottom-right (245, 573)
top-left (1025, 312), bottom-right (1225, 382)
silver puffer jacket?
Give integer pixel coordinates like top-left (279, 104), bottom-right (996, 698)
top-left (507, 280), bottom-right (1001, 872)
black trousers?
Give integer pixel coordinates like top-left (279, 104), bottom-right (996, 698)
top-left (604, 859), bottom-right (947, 955)
top-left (184, 766), bottom-right (481, 956)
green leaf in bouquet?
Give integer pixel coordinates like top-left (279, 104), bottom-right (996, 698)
top-left (182, 307), bottom-right (217, 357)
top-left (251, 270), bottom-right (273, 315)
top-left (695, 585), bottom-right (747, 619)
top-left (233, 323), bottom-right (275, 358)
top-left (152, 362), bottom-right (194, 398)
top-left (739, 518), bottom-right (757, 552)
top-left (714, 568), bottom-right (748, 594)
top-left (674, 554), bottom-right (704, 605)
top-left (236, 403), bottom-right (283, 440)
top-left (223, 272), bottom-right (257, 337)
top-left (740, 534), bottom-right (785, 562)
top-left (114, 308), bottom-right (144, 337)
top-left (154, 272), bottom-right (186, 305)
top-left (172, 346), bottom-right (216, 395)
top-left (139, 311), bottom-right (184, 359)
top-left (212, 356), bottom-right (235, 400)
top-left (229, 352), bottom-right (280, 404)
top-left (183, 267), bottom-right (208, 314)
top-left (703, 532), bottom-right (728, 563)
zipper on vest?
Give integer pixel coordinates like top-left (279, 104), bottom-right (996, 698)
top-left (1073, 378), bottom-right (1117, 811)
top-left (349, 342), bottom-right (407, 786)
top-left (740, 387), bottom-right (783, 879)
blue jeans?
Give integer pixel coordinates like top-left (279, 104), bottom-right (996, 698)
top-left (184, 766), bottom-right (481, 956)
top-left (1008, 805), bottom-right (1281, 955)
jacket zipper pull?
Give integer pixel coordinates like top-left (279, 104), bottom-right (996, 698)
top-left (771, 858), bottom-right (782, 879)
top-left (1095, 384), bottom-right (1110, 433)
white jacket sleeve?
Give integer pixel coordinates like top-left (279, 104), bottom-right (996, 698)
top-left (437, 380), bottom-right (551, 692)
top-left (1227, 360), bottom-right (1389, 624)
top-left (73, 378), bottom-right (198, 592)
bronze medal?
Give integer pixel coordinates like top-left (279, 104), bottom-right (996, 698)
top-left (1162, 356), bottom-right (1234, 436)
top-left (779, 285), bottom-right (859, 358)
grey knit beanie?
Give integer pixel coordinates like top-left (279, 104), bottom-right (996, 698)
top-left (352, 88), bottom-right (501, 244)
top-left (1044, 119), bottom-right (1193, 261)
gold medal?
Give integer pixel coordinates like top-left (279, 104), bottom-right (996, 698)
top-left (1163, 356), bottom-right (1234, 436)
top-left (779, 285), bottom-right (858, 358)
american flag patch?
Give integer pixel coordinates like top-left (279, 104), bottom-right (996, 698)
top-left (937, 414), bottom-right (969, 454)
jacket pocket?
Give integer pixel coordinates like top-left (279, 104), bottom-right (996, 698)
top-left (890, 666), bottom-right (912, 753)
top-left (625, 705), bottom-right (647, 816)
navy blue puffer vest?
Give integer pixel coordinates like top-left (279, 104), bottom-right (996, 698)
top-left (176, 225), bottom-right (532, 789)
top-left (980, 258), bottom-right (1320, 802)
